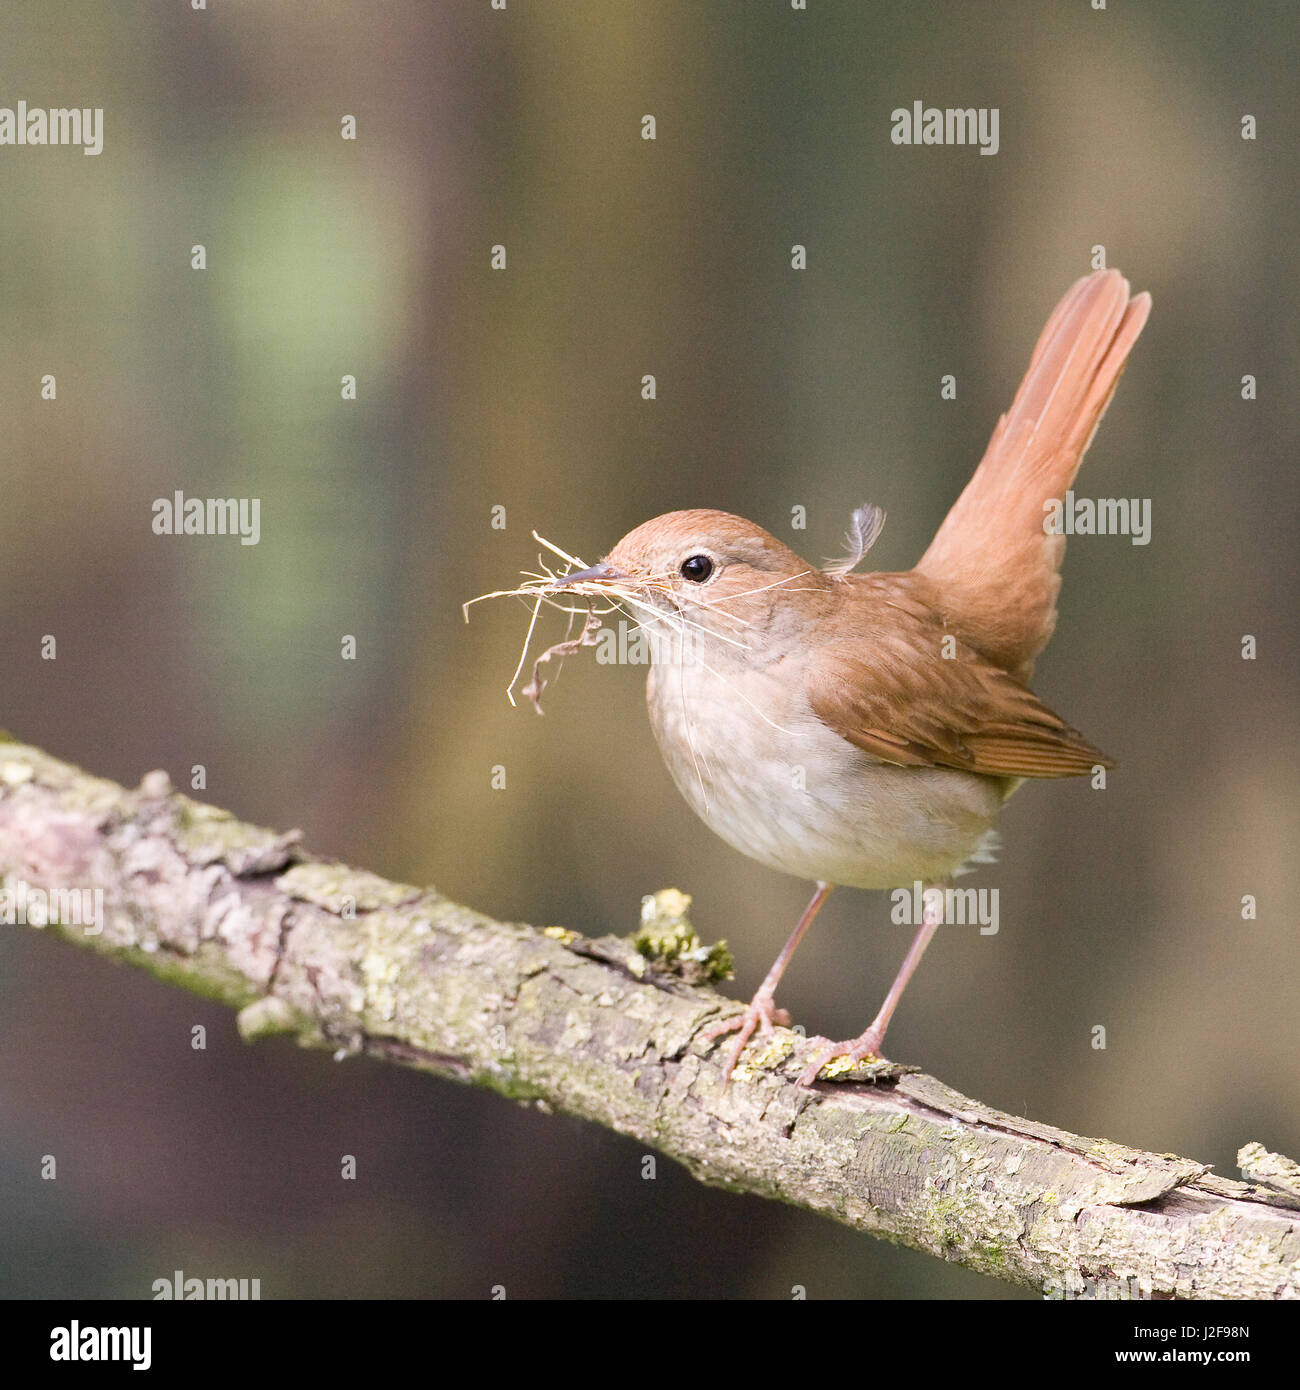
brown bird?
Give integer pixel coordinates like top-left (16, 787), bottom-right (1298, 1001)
top-left (545, 270), bottom-right (1150, 1084)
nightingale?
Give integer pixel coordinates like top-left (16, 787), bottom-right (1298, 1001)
top-left (537, 269), bottom-right (1150, 1084)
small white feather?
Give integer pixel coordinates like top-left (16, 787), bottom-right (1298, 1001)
top-left (824, 503), bottom-right (886, 579)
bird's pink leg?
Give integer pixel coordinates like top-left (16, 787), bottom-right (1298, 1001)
top-left (702, 881), bottom-right (833, 1085)
top-left (797, 883), bottom-right (945, 1086)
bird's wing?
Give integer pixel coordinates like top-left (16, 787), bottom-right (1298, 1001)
top-left (803, 582), bottom-right (1110, 778)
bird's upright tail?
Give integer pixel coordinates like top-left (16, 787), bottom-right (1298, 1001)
top-left (915, 269), bottom-right (1151, 682)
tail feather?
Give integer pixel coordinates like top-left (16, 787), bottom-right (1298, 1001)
top-left (916, 270), bottom-right (1151, 681)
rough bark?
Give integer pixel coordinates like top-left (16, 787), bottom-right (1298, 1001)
top-left (1, 738), bottom-right (1296, 1300)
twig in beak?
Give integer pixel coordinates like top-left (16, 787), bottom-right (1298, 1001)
top-left (520, 607), bottom-right (604, 714)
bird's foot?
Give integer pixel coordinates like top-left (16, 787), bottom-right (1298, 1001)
top-left (796, 1028), bottom-right (887, 1087)
top-left (701, 991), bottom-right (791, 1086)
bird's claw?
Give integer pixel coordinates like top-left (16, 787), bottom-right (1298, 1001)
top-left (701, 994), bottom-right (791, 1085)
top-left (796, 1031), bottom-right (886, 1087)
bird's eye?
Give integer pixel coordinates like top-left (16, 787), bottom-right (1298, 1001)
top-left (679, 554), bottom-right (714, 583)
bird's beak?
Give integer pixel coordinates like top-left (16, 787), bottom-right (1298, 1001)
top-left (553, 562), bottom-right (623, 589)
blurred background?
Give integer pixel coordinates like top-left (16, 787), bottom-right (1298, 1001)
top-left (1, 1), bottom-right (1296, 1299)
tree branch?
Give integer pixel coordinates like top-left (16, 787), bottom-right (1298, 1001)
top-left (1, 739), bottom-right (1296, 1300)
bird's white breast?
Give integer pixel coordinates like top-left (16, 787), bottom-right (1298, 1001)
top-left (645, 645), bottom-right (1005, 889)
